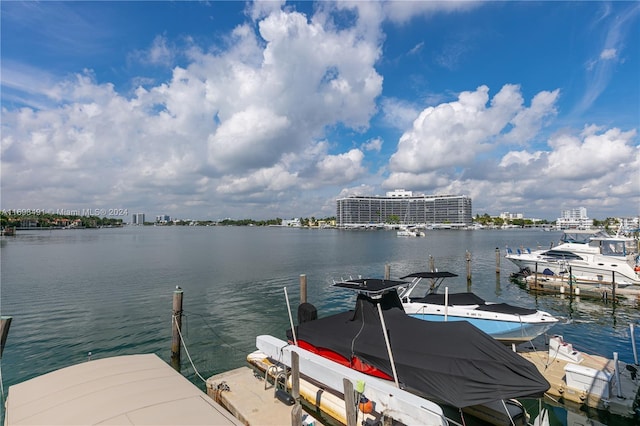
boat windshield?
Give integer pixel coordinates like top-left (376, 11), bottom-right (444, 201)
top-left (593, 238), bottom-right (638, 257)
top-left (561, 230), bottom-right (607, 244)
top-left (543, 250), bottom-right (584, 260)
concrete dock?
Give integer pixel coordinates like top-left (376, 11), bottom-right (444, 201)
top-left (518, 335), bottom-right (640, 418)
top-left (518, 273), bottom-right (640, 305)
top-left (206, 366), bottom-right (296, 426)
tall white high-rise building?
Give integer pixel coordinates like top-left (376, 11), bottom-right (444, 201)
top-left (132, 213), bottom-right (145, 225)
top-left (556, 207), bottom-right (592, 229)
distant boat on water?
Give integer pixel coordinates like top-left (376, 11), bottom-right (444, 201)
top-left (396, 226), bottom-right (426, 237)
top-left (1, 227), bottom-right (15, 236)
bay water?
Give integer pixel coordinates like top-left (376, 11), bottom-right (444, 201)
top-left (1, 226), bottom-right (638, 425)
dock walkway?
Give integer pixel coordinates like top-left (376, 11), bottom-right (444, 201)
top-left (206, 366), bottom-right (295, 426)
top-left (519, 274), bottom-right (640, 304)
top-left (518, 336), bottom-right (640, 418)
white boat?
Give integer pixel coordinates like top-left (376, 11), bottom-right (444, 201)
top-left (505, 230), bottom-right (640, 287)
top-left (396, 226), bottom-right (426, 237)
top-left (254, 335), bottom-right (449, 426)
top-left (285, 278), bottom-right (550, 425)
top-left (398, 272), bottom-right (559, 344)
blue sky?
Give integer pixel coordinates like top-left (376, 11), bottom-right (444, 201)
top-left (1, 1), bottom-right (638, 221)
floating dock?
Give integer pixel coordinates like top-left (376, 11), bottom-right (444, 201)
top-left (518, 335), bottom-right (640, 418)
top-left (515, 273), bottom-right (640, 304)
top-left (206, 366), bottom-right (298, 426)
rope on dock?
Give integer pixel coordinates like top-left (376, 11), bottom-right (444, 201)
top-left (172, 314), bottom-right (207, 384)
top-left (525, 334), bottom-right (561, 371)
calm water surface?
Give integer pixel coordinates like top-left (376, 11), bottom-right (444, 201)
top-left (1, 226), bottom-right (638, 425)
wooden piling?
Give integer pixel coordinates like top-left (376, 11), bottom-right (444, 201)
top-left (299, 274), bottom-right (307, 304)
top-left (384, 264), bottom-right (391, 280)
top-left (1, 316), bottom-right (12, 358)
top-left (466, 251), bottom-right (472, 284)
top-left (495, 248), bottom-right (500, 274)
top-left (612, 271), bottom-right (616, 302)
top-left (291, 351), bottom-right (302, 426)
top-left (171, 287), bottom-right (184, 371)
top-left (429, 255), bottom-right (436, 289)
top-left (343, 378), bottom-right (356, 426)
top-left (568, 266), bottom-right (573, 296)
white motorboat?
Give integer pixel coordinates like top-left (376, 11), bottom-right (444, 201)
top-left (396, 226), bottom-right (426, 237)
top-left (398, 272), bottom-right (559, 344)
top-left (284, 278), bottom-right (549, 425)
top-left (505, 230), bottom-right (640, 286)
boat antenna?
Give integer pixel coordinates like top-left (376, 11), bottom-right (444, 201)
top-left (283, 287), bottom-right (298, 346)
top-left (376, 302), bottom-right (400, 388)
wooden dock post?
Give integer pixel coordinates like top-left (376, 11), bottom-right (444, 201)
top-left (384, 264), bottom-right (391, 280)
top-left (466, 251), bottom-right (472, 285)
top-left (1, 316), bottom-right (12, 358)
top-left (612, 271), bottom-right (616, 302)
top-left (299, 274), bottom-right (307, 304)
top-left (495, 248), bottom-right (500, 274)
top-left (343, 378), bottom-right (356, 426)
top-left (429, 255), bottom-right (435, 289)
top-left (291, 351), bottom-right (302, 426)
top-left (631, 324), bottom-right (639, 365)
top-left (171, 287), bottom-right (184, 372)
top-left (568, 267), bottom-right (573, 296)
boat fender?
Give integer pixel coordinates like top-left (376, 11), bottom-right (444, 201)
top-left (275, 388), bottom-right (296, 406)
top-left (358, 396), bottom-right (374, 414)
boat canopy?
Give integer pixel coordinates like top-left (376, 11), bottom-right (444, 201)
top-left (290, 290), bottom-right (550, 408)
top-left (398, 271), bottom-right (460, 297)
top-left (591, 237), bottom-right (638, 257)
top-left (561, 230), bottom-right (608, 244)
top-left (333, 278), bottom-right (409, 295)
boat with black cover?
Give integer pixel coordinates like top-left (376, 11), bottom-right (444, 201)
top-left (288, 278), bottom-right (550, 425)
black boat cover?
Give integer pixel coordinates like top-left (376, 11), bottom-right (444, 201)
top-left (289, 291), bottom-right (549, 408)
top-left (412, 292), bottom-right (538, 316)
top-left (412, 292), bottom-right (486, 305)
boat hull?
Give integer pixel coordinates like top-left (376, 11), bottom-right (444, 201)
top-left (407, 313), bottom-right (557, 343)
top-left (506, 256), bottom-right (640, 287)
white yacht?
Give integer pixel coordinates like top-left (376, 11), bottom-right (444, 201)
top-left (505, 230), bottom-right (640, 286)
top-left (396, 226), bottom-right (426, 237)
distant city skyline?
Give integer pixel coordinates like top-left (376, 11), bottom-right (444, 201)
top-left (1, 1), bottom-right (638, 220)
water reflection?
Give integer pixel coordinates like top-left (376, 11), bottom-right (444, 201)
top-left (2, 227), bottom-right (638, 425)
